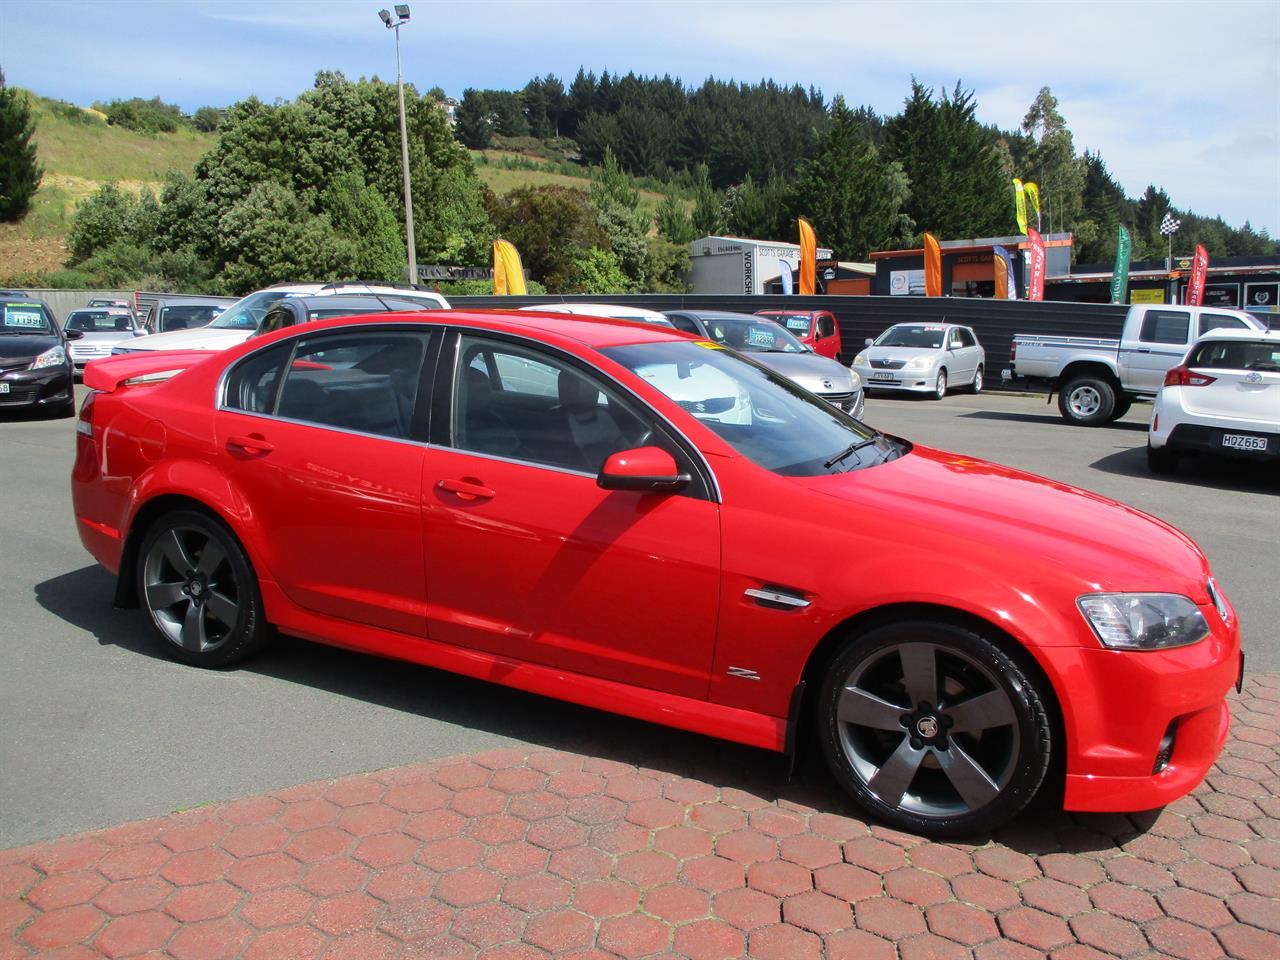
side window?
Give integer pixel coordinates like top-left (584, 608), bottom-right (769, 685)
top-left (223, 343), bottom-right (292, 414)
top-left (275, 331), bottom-right (430, 439)
top-left (666, 314), bottom-right (700, 335)
top-left (1139, 310), bottom-right (1190, 345)
top-left (817, 314), bottom-right (836, 338)
top-left (948, 329), bottom-right (963, 349)
top-left (1199, 313), bottom-right (1247, 335)
top-left (452, 336), bottom-right (650, 474)
top-left (959, 329), bottom-right (977, 347)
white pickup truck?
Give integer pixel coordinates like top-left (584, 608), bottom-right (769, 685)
top-left (1003, 303), bottom-right (1268, 425)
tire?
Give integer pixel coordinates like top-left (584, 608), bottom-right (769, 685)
top-left (137, 509), bottom-right (272, 667)
top-left (52, 398), bottom-right (77, 419)
top-left (932, 369), bottom-right (948, 400)
top-left (1058, 375), bottom-right (1115, 426)
top-left (968, 366), bottom-right (984, 394)
top-left (1147, 441), bottom-right (1179, 475)
top-left (818, 619), bottom-right (1052, 837)
top-left (1109, 398), bottom-right (1133, 422)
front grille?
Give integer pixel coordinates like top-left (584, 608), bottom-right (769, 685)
top-left (71, 345), bottom-right (113, 360)
top-left (819, 392), bottom-right (854, 403)
top-left (871, 358), bottom-right (906, 370)
top-left (0, 385), bottom-right (39, 404)
top-left (0, 358), bottom-right (30, 374)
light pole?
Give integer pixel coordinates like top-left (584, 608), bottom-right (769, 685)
top-left (379, 5), bottom-right (417, 283)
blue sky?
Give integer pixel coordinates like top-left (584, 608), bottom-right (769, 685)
top-left (2, 0), bottom-right (1276, 234)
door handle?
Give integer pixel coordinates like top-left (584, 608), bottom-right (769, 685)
top-left (227, 434), bottom-right (274, 454)
top-left (436, 478), bottom-right (496, 501)
top-left (1134, 348), bottom-right (1151, 354)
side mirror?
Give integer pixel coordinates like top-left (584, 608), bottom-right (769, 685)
top-left (134, 328), bottom-right (147, 337)
top-left (64, 328), bottom-right (84, 340)
top-left (864, 337), bottom-right (873, 346)
top-left (597, 446), bottom-right (689, 492)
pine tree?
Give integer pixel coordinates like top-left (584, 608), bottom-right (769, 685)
top-left (0, 69), bottom-right (43, 222)
top-left (454, 89), bottom-right (491, 149)
top-left (1021, 87), bottom-right (1084, 235)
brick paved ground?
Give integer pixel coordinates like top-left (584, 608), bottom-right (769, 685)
top-left (3, 676), bottom-right (1278, 960)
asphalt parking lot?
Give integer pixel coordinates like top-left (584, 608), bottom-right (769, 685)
top-left (1, 387), bottom-right (1276, 849)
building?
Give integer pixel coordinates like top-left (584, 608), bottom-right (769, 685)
top-left (869, 234), bottom-right (1072, 299)
top-left (689, 236), bottom-right (834, 296)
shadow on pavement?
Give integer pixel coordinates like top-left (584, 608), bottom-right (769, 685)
top-left (1090, 446), bottom-right (1280, 494)
top-left (960, 409), bottom-right (1149, 432)
top-left (35, 564), bottom-right (1150, 856)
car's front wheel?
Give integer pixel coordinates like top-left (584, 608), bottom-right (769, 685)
top-left (138, 509), bottom-right (272, 667)
top-left (818, 620), bottom-right (1052, 837)
top-left (932, 369), bottom-right (948, 400)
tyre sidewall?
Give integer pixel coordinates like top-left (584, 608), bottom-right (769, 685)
top-left (817, 620), bottom-right (1052, 838)
top-left (1058, 377), bottom-right (1115, 426)
top-left (934, 370), bottom-right (947, 400)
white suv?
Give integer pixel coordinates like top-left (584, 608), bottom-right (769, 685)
top-left (112, 283), bottom-right (450, 355)
top-left (1148, 328), bottom-right (1280, 473)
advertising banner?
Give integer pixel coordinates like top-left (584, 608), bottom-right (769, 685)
top-left (924, 232), bottom-right (942, 297)
top-left (1025, 229), bottom-right (1046, 301)
top-left (1109, 224), bottom-right (1131, 304)
top-left (492, 239), bottom-right (527, 295)
top-left (1013, 179), bottom-right (1028, 235)
top-left (1187, 244), bottom-right (1209, 306)
top-left (1130, 289), bottom-right (1165, 304)
top-left (779, 260), bottom-right (793, 295)
top-left (1024, 182), bottom-right (1041, 230)
top-left (992, 245), bottom-right (1016, 300)
top-left (798, 218), bottom-right (817, 295)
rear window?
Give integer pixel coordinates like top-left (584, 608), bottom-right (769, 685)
top-left (1188, 340), bottom-right (1280, 372)
top-left (67, 310), bottom-right (134, 332)
top-left (158, 304), bottom-right (224, 332)
top-left (1139, 310), bottom-right (1190, 344)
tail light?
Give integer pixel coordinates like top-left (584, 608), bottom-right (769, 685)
top-left (1164, 366), bottom-right (1216, 387)
top-left (1009, 340), bottom-right (1017, 362)
top-left (76, 390), bottom-right (96, 438)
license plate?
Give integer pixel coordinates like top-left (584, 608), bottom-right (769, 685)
top-left (872, 372), bottom-right (895, 381)
top-left (0, 383), bottom-right (9, 394)
top-left (1222, 434), bottom-right (1267, 451)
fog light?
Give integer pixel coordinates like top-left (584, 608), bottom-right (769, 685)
top-left (1153, 719), bottom-right (1178, 774)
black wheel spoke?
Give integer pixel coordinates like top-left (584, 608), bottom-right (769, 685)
top-left (898, 643), bottom-right (938, 707)
top-left (145, 581), bottom-right (185, 609)
top-left (935, 741), bottom-right (1001, 809)
top-left (205, 589), bottom-right (239, 628)
top-left (196, 539), bottom-right (227, 578)
top-left (181, 600), bottom-right (206, 652)
top-left (839, 686), bottom-right (906, 731)
top-left (161, 529), bottom-right (195, 573)
top-left (867, 736), bottom-right (926, 808)
top-left (946, 689), bottom-right (1015, 734)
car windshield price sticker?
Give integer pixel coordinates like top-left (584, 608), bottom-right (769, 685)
top-left (4, 304), bottom-right (45, 329)
top-left (786, 318), bottom-right (809, 331)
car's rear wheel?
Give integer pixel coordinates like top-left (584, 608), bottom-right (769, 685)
top-left (138, 509), bottom-right (272, 667)
top-left (818, 620), bottom-right (1052, 837)
top-left (1146, 441), bottom-right (1180, 475)
top-left (932, 369), bottom-right (948, 400)
top-left (1058, 376), bottom-right (1115, 425)
top-left (969, 366), bottom-right (984, 394)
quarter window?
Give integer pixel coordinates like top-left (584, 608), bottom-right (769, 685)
top-left (1139, 310), bottom-right (1190, 345)
top-left (223, 342), bottom-right (292, 414)
top-left (818, 315), bottom-right (836, 338)
top-left (1199, 313), bottom-right (1248, 335)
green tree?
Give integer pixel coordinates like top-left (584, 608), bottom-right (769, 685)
top-left (100, 96), bottom-right (185, 133)
top-left (570, 247), bottom-right (629, 293)
top-left (66, 182), bottom-right (136, 260)
top-left (322, 171), bottom-right (404, 280)
top-left (689, 163), bottom-right (721, 237)
top-left (0, 70), bottom-right (42, 222)
top-left (1021, 86), bottom-right (1084, 235)
top-left (590, 148), bottom-right (648, 288)
top-left (656, 188), bottom-right (697, 244)
top-left (455, 89), bottom-right (491, 148)
top-left (487, 185), bottom-right (609, 291)
top-left (190, 106), bottom-right (225, 132)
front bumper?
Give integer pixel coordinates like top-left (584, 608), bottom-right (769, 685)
top-left (1042, 609), bottom-right (1241, 812)
top-left (818, 389), bottom-right (865, 419)
top-left (0, 364), bottom-right (73, 409)
top-left (855, 365), bottom-right (940, 393)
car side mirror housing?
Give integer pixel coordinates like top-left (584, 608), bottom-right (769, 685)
top-left (864, 337), bottom-right (873, 346)
top-left (597, 446), bottom-right (690, 492)
top-left (64, 328), bottom-right (84, 340)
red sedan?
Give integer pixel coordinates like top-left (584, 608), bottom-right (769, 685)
top-left (71, 310), bottom-right (1241, 836)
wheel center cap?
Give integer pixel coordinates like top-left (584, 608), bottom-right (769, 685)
top-left (916, 716), bottom-right (939, 738)
top-left (188, 579), bottom-right (204, 599)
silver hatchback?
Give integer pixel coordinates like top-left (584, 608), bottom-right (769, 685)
top-left (853, 323), bottom-right (985, 399)
top-left (64, 308), bottom-right (147, 372)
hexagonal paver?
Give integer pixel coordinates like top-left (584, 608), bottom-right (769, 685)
top-left (524, 909), bottom-right (595, 954)
top-left (598, 913), bottom-right (671, 958)
top-left (782, 890), bottom-right (852, 934)
top-left (644, 882), bottom-right (710, 923)
top-left (501, 872), bottom-right (572, 912)
top-left (165, 880), bottom-right (242, 922)
top-left (927, 900), bottom-right (999, 946)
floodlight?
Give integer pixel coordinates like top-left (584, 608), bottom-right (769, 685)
top-left (378, 8), bottom-right (392, 26)
top-left (395, 4), bottom-right (410, 20)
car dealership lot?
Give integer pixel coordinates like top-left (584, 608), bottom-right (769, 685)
top-left (1, 389), bottom-right (1275, 847)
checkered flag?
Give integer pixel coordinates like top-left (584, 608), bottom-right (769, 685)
top-left (1160, 213), bottom-right (1181, 236)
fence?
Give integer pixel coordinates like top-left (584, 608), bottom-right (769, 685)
top-left (21, 290), bottom-right (236, 328)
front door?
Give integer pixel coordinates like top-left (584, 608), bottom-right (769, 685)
top-left (214, 327), bottom-right (438, 636)
top-left (420, 333), bottom-right (722, 699)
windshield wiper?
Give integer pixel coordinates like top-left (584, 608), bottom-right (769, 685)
top-left (824, 437), bottom-right (879, 470)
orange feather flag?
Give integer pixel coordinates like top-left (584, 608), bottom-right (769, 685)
top-left (798, 218), bottom-right (817, 295)
top-left (924, 233), bottom-right (942, 297)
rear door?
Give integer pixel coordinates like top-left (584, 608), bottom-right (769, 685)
top-left (814, 313), bottom-right (840, 360)
top-left (1121, 309), bottom-right (1191, 392)
top-left (214, 326), bottom-right (439, 636)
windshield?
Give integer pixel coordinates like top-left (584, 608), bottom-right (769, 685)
top-left (604, 340), bottom-right (902, 476)
top-left (1189, 340), bottom-right (1280, 372)
top-left (210, 291), bottom-right (294, 330)
top-left (67, 310), bottom-right (135, 333)
top-left (875, 325), bottom-right (946, 349)
top-left (702, 317), bottom-right (807, 353)
top-left (1, 302), bottom-right (54, 335)
top-left (158, 304), bottom-right (224, 332)
top-left (758, 312), bottom-right (813, 335)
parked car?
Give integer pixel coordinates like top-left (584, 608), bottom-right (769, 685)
top-left (114, 282), bottom-right (450, 355)
top-left (852, 323), bottom-right (985, 400)
top-left (86, 297), bottom-right (133, 310)
top-left (664, 310), bottom-right (864, 417)
top-left (1148, 328), bottom-right (1280, 473)
top-left (149, 298), bottom-right (231, 334)
top-left (249, 294), bottom-right (437, 338)
top-left (754, 309), bottom-right (843, 361)
top-left (1005, 304), bottom-right (1266, 425)
top-left (72, 309), bottom-right (1241, 836)
top-left (517, 303), bottom-right (674, 327)
top-left (64, 307), bottom-right (147, 373)
top-left (0, 295), bottom-right (79, 417)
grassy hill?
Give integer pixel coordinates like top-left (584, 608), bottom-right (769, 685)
top-left (0, 91), bottom-right (215, 284)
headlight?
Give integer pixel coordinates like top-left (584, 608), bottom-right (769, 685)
top-left (905, 356), bottom-right (932, 370)
top-left (853, 352), bottom-right (867, 366)
top-left (29, 346), bottom-right (68, 370)
top-left (1077, 593), bottom-right (1210, 650)
top-left (849, 370), bottom-right (861, 388)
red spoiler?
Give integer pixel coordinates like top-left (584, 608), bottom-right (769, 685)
top-left (83, 351), bottom-right (219, 393)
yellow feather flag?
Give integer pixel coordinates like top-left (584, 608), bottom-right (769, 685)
top-left (1013, 178), bottom-right (1028, 235)
top-left (492, 238), bottom-right (527, 296)
top-left (798, 217), bottom-right (817, 295)
top-left (1024, 182), bottom-right (1040, 217)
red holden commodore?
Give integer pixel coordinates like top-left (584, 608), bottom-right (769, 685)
top-left (71, 310), bottom-right (1242, 836)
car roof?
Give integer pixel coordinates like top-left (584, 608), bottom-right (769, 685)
top-left (1195, 327), bottom-right (1280, 342)
top-left (156, 298), bottom-right (231, 306)
top-left (667, 310), bottom-right (768, 322)
top-left (519, 302), bottom-right (667, 318)
top-left (281, 295), bottom-right (430, 311)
